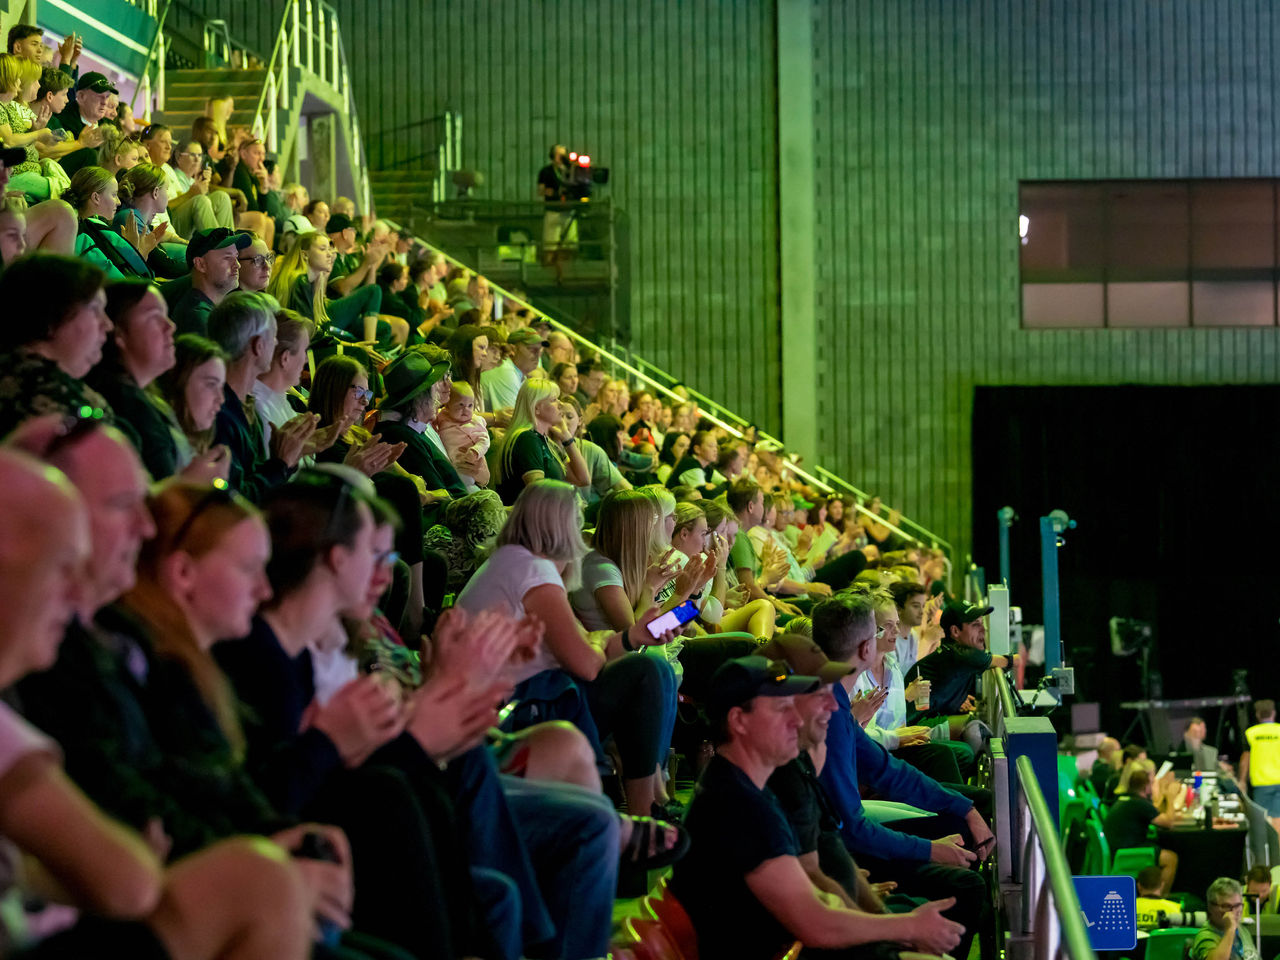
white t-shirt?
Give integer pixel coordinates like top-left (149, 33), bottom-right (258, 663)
top-left (456, 543), bottom-right (567, 681)
top-left (569, 550), bottom-right (625, 631)
top-left (455, 543), bottom-right (563, 621)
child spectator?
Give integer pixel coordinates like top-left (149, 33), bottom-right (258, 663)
top-left (436, 380), bottom-right (491, 490)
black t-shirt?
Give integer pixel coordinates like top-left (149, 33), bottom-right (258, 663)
top-left (1103, 794), bottom-right (1159, 850)
top-left (498, 429), bottom-right (565, 504)
top-left (905, 641), bottom-right (992, 719)
top-left (537, 162), bottom-right (564, 203)
top-left (768, 755), bottom-right (823, 855)
top-left (670, 754), bottom-right (799, 960)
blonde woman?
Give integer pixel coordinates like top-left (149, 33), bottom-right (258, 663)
top-left (669, 499), bottom-right (779, 638)
top-left (267, 232), bottom-right (406, 349)
top-left (494, 376), bottom-right (589, 504)
top-left (571, 490), bottom-right (709, 632)
top-left (0, 54), bottom-right (62, 199)
top-left (455, 479), bottom-right (682, 821)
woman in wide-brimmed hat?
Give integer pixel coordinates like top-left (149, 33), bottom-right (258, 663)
top-left (371, 344), bottom-right (468, 502)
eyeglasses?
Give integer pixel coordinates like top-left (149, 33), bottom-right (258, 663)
top-left (45, 405), bottom-right (108, 457)
top-left (170, 479), bottom-right (234, 550)
top-left (237, 254), bottom-right (274, 269)
top-left (1212, 901), bottom-right (1244, 911)
top-left (350, 385), bottom-right (374, 404)
top-left (375, 549), bottom-right (400, 569)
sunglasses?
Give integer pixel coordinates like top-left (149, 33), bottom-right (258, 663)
top-left (350, 385), bottom-right (374, 404)
top-left (170, 478), bottom-right (235, 550)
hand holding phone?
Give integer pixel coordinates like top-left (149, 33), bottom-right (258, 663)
top-left (644, 599), bottom-right (700, 641)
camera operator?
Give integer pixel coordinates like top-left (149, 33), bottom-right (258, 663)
top-left (537, 143), bottom-right (577, 277)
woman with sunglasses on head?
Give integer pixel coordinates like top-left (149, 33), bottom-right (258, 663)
top-left (308, 354), bottom-right (430, 633)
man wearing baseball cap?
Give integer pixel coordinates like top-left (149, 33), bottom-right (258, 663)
top-left (905, 599), bottom-right (1016, 722)
top-left (170, 228), bottom-right (252, 336)
top-left (812, 592), bottom-right (993, 960)
top-left (669, 655), bottom-right (964, 960)
top-left (53, 71), bottom-right (117, 177)
top-left (480, 326), bottom-right (548, 413)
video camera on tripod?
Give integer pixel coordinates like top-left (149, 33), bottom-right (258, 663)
top-left (560, 151), bottom-right (610, 200)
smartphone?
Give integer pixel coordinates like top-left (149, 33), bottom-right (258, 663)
top-left (1156, 760), bottom-right (1174, 781)
top-left (646, 600), bottom-right (700, 640)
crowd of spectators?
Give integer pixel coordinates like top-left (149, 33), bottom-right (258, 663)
top-left (0, 24), bottom-right (1020, 960)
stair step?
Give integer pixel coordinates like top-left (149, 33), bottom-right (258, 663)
top-left (166, 81), bottom-right (263, 97)
top-left (164, 69), bottom-right (267, 86)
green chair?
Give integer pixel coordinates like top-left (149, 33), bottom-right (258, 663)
top-left (1110, 845), bottom-right (1158, 878)
top-left (1144, 928), bottom-right (1196, 960)
top-left (1082, 814), bottom-right (1112, 875)
top-left (1060, 797), bottom-right (1088, 844)
top-left (1058, 754), bottom-right (1082, 799)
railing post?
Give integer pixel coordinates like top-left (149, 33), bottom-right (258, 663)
top-left (1039, 510), bottom-right (1074, 676)
top-left (316, 3), bottom-right (325, 83)
top-left (998, 506), bottom-right (1016, 590)
top-left (291, 0), bottom-right (301, 69)
top-left (305, 0), bottom-right (314, 73)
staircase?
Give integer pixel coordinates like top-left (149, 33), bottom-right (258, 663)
top-left (152, 68), bottom-right (265, 136)
top-left (370, 171), bottom-right (445, 226)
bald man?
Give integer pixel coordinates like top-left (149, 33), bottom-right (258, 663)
top-left (1091, 737), bottom-right (1122, 795)
top-left (0, 448), bottom-right (88, 673)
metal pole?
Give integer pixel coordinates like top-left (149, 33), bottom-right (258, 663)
top-left (1039, 510), bottom-right (1074, 674)
top-left (998, 505), bottom-right (1016, 589)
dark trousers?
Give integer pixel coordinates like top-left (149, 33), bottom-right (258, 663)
top-left (892, 741), bottom-right (966, 784)
top-left (812, 549), bottom-right (868, 589)
top-left (586, 652), bottom-right (676, 775)
top-left (306, 762), bottom-right (491, 960)
top-left (861, 807), bottom-right (993, 960)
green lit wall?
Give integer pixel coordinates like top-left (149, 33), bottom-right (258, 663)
top-left (199, 0), bottom-right (1279, 557)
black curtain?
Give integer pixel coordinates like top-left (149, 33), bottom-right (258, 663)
top-left (971, 385), bottom-right (1280, 743)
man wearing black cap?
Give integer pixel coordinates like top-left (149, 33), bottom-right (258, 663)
top-left (905, 599), bottom-right (1015, 723)
top-left (170, 228), bottom-right (252, 337)
top-left (51, 72), bottom-right (115, 177)
top-left (327, 214), bottom-right (391, 297)
top-left (670, 655), bottom-right (965, 960)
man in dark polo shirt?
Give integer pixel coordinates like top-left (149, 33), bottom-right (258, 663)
top-left (906, 599), bottom-right (1015, 724)
top-left (670, 655), bottom-right (964, 960)
top-left (53, 72), bottom-right (115, 177)
top-left (1103, 768), bottom-right (1181, 894)
top-left (170, 228), bottom-right (251, 336)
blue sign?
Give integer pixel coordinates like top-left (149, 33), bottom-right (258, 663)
top-left (1074, 875), bottom-right (1137, 951)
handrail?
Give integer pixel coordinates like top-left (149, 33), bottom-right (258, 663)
top-left (250, 0), bottom-right (370, 212)
top-left (130, 0), bottom-right (173, 113)
top-left (396, 229), bottom-right (952, 541)
top-left (1014, 754), bottom-right (1096, 960)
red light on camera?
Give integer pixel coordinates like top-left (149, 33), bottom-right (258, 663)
top-left (578, 155), bottom-right (591, 166)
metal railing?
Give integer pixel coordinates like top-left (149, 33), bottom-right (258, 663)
top-left (391, 228), bottom-right (948, 549)
top-left (368, 111), bottom-right (459, 198)
top-left (1010, 754), bottom-right (1096, 960)
top-left (129, 0), bottom-right (171, 114)
top-left (254, 0), bottom-right (371, 211)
